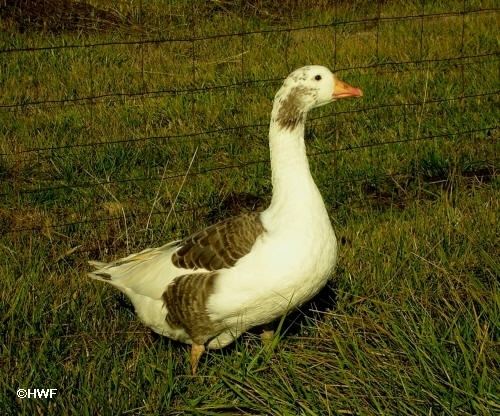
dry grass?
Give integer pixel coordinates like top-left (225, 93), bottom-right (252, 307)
top-left (0, 0), bottom-right (128, 33)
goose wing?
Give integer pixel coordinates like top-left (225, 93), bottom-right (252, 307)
top-left (172, 212), bottom-right (265, 271)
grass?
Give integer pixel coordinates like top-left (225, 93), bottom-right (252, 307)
top-left (0, 0), bottom-right (499, 414)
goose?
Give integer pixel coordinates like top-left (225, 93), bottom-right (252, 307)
top-left (88, 65), bottom-right (362, 374)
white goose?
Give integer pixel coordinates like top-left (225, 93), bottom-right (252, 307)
top-left (89, 65), bottom-right (362, 374)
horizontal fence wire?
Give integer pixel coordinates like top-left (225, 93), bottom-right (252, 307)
top-left (6, 156), bottom-right (498, 236)
top-left (1, 1), bottom-right (499, 241)
top-left (1, 8), bottom-right (497, 55)
top-left (2, 90), bottom-right (497, 157)
top-left (0, 6), bottom-right (497, 111)
top-left (3, 125), bottom-right (498, 198)
top-left (1, 52), bottom-right (497, 111)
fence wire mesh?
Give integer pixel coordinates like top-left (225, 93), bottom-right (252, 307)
top-left (0, 0), bottom-right (498, 258)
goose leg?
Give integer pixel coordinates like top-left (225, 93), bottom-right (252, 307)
top-left (260, 329), bottom-right (275, 344)
top-left (190, 343), bottom-right (205, 375)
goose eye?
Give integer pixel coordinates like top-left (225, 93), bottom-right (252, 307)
top-left (314, 75), bottom-right (322, 81)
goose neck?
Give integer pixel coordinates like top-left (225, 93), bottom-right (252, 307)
top-left (267, 116), bottom-right (322, 214)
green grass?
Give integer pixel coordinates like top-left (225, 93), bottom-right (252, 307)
top-left (1, 0), bottom-right (499, 414)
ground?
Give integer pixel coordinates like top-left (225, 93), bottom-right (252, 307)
top-left (0, 1), bottom-right (498, 414)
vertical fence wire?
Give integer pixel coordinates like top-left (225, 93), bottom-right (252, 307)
top-left (0, 1), bottom-right (498, 242)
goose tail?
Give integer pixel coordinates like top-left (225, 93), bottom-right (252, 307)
top-left (87, 241), bottom-right (181, 298)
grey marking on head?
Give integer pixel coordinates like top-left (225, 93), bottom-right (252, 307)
top-left (290, 67), bottom-right (310, 82)
top-left (276, 85), bottom-right (316, 131)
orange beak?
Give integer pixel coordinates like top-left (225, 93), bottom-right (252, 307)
top-left (333, 79), bottom-right (363, 99)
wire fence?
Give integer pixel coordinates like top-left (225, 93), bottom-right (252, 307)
top-left (1, 0), bottom-right (498, 247)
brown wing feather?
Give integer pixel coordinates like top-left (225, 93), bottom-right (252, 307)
top-left (163, 272), bottom-right (221, 344)
top-left (171, 212), bottom-right (265, 271)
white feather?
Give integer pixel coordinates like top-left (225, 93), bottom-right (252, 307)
top-left (88, 65), bottom-right (353, 347)
top-left (88, 241), bottom-right (196, 299)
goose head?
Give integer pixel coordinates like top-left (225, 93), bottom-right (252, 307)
top-left (273, 65), bottom-right (363, 130)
